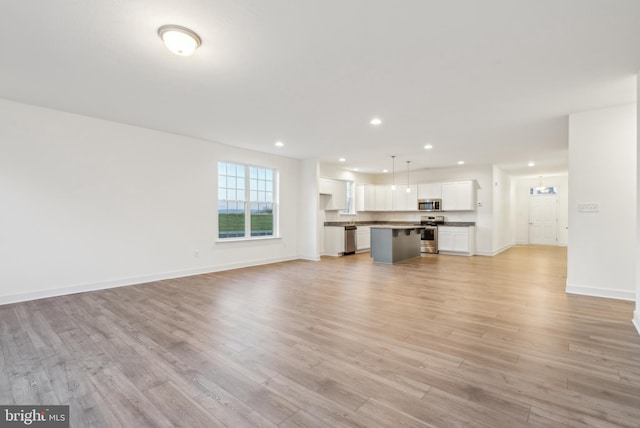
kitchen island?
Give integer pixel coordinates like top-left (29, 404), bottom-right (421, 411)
top-left (370, 225), bottom-right (424, 264)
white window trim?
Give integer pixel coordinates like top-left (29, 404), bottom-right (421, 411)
top-left (218, 162), bottom-right (278, 240)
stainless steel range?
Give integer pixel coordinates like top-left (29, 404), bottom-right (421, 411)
top-left (420, 215), bottom-right (444, 253)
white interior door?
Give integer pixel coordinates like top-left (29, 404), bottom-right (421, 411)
top-left (529, 195), bottom-right (558, 245)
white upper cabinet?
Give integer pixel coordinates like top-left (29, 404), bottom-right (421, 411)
top-left (319, 178), bottom-right (333, 195)
top-left (355, 180), bottom-right (477, 212)
top-left (356, 184), bottom-right (365, 212)
top-left (374, 185), bottom-right (392, 211)
top-left (392, 185), bottom-right (418, 210)
top-left (418, 182), bottom-right (442, 200)
top-left (441, 180), bottom-right (477, 211)
top-left (319, 178), bottom-right (347, 210)
top-left (356, 184), bottom-right (377, 211)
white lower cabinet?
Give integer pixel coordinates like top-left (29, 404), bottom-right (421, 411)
top-left (438, 226), bottom-right (475, 255)
top-left (323, 227), bottom-right (345, 256)
top-left (356, 226), bottom-right (371, 251)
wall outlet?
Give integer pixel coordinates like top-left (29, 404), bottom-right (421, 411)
top-left (578, 203), bottom-right (599, 213)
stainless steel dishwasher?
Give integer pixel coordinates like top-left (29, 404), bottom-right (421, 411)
top-left (344, 225), bottom-right (357, 255)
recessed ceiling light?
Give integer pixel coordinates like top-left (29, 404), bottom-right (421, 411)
top-left (382, 169), bottom-right (389, 173)
top-left (528, 161), bottom-right (535, 167)
top-left (353, 168), bottom-right (359, 171)
top-left (424, 144), bottom-right (433, 150)
top-left (457, 161), bottom-right (465, 165)
top-left (370, 118), bottom-right (382, 126)
top-left (158, 25), bottom-right (202, 56)
top-left (338, 157), bottom-right (346, 162)
top-left (275, 141), bottom-right (284, 147)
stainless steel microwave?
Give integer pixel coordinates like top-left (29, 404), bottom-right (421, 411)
top-left (418, 199), bottom-right (442, 211)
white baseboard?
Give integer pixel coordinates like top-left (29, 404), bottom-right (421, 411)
top-left (475, 243), bottom-right (514, 257)
top-left (565, 283), bottom-right (636, 301)
top-left (0, 255), bottom-right (298, 306)
top-left (633, 310), bottom-right (640, 336)
top-left (438, 251), bottom-right (474, 257)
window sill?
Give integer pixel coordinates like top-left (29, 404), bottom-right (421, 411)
top-left (216, 236), bottom-right (282, 244)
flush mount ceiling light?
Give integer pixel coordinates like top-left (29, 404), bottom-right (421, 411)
top-left (424, 144), bottom-right (433, 150)
top-left (370, 118), bottom-right (382, 126)
top-left (158, 25), bottom-right (202, 56)
top-left (338, 157), bottom-right (346, 162)
top-left (528, 161), bottom-right (535, 167)
top-left (457, 161), bottom-right (465, 165)
top-left (275, 141), bottom-right (284, 147)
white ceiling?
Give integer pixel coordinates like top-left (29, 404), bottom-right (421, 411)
top-left (1, 1), bottom-right (639, 176)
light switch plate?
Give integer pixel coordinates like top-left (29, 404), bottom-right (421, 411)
top-left (578, 203), bottom-right (599, 213)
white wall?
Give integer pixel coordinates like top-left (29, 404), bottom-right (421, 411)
top-left (298, 159), bottom-right (320, 260)
top-left (492, 166), bottom-right (514, 254)
top-left (0, 98), bottom-right (302, 304)
top-left (567, 103), bottom-right (637, 301)
top-left (513, 174), bottom-right (569, 245)
top-left (636, 80), bottom-right (640, 334)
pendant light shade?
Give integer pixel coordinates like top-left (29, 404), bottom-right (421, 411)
top-left (391, 155), bottom-right (396, 190)
top-left (158, 25), bottom-right (202, 56)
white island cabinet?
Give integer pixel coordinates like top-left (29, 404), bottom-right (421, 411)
top-left (438, 226), bottom-right (475, 255)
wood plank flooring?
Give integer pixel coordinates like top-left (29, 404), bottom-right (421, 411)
top-left (1, 245), bottom-right (639, 427)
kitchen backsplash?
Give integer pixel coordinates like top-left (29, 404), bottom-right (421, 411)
top-left (325, 210), bottom-right (476, 223)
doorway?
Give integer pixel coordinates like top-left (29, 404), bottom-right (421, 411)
top-left (529, 194), bottom-right (558, 245)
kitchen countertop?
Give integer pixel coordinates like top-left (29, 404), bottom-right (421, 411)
top-left (324, 221), bottom-right (416, 227)
top-left (324, 221), bottom-right (475, 227)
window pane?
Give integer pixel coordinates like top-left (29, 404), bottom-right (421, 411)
top-left (530, 186), bottom-right (558, 195)
top-left (218, 201), bottom-right (245, 238)
top-left (251, 202), bottom-right (273, 237)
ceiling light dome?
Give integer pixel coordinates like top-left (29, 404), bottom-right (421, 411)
top-left (158, 25), bottom-right (201, 56)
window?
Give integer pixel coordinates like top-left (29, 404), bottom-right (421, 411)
top-left (530, 186), bottom-right (558, 195)
top-left (341, 181), bottom-right (355, 214)
top-left (218, 162), bottom-right (276, 239)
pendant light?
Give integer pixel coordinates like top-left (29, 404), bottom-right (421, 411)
top-left (406, 161), bottom-right (411, 192)
top-left (391, 155), bottom-right (396, 190)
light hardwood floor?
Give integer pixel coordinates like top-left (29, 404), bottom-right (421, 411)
top-left (1, 245), bottom-right (639, 427)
